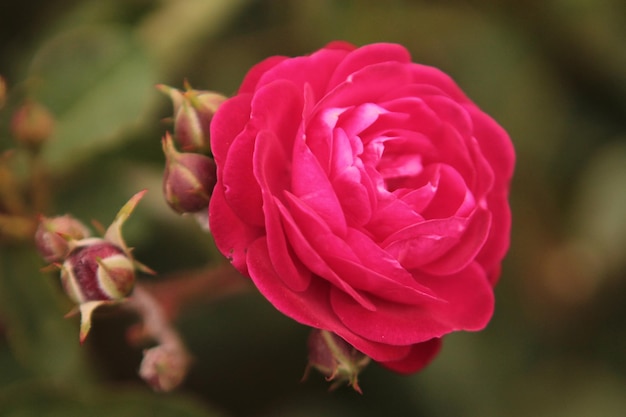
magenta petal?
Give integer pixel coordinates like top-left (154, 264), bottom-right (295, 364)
top-left (328, 43), bottom-right (411, 88)
top-left (238, 56), bottom-right (288, 94)
top-left (382, 216), bottom-right (470, 270)
top-left (210, 94), bottom-right (252, 170)
top-left (366, 197), bottom-right (424, 241)
top-left (420, 208), bottom-right (491, 276)
top-left (331, 263), bottom-right (494, 344)
top-left (291, 136), bottom-right (347, 235)
top-left (249, 80), bottom-right (304, 155)
top-left (336, 103), bottom-right (386, 138)
top-left (339, 227), bottom-right (440, 301)
top-left (408, 64), bottom-right (471, 104)
top-left (332, 169), bottom-right (372, 226)
top-left (466, 105), bottom-right (515, 183)
top-left (421, 164), bottom-right (472, 220)
top-left (208, 184), bottom-right (263, 274)
top-left (246, 238), bottom-right (411, 363)
top-left (318, 62), bottom-right (414, 110)
top-left (276, 195), bottom-right (376, 311)
top-left (253, 130), bottom-right (311, 292)
top-left (476, 193), bottom-right (512, 284)
top-left (256, 47), bottom-right (350, 101)
top-left (222, 128), bottom-right (264, 226)
top-left (379, 338), bottom-right (443, 374)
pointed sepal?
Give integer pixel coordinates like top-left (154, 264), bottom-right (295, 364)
top-left (104, 190), bottom-right (147, 251)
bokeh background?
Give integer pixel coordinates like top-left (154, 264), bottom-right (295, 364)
top-left (2, 0), bottom-right (626, 416)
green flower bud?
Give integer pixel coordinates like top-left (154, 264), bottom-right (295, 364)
top-left (305, 329), bottom-right (370, 393)
top-left (162, 133), bottom-right (217, 214)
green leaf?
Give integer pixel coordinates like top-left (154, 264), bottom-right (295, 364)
top-left (0, 247), bottom-right (91, 381)
top-left (26, 25), bottom-right (157, 172)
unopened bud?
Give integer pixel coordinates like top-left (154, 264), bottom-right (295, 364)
top-left (162, 133), bottom-right (216, 214)
top-left (61, 238), bottom-right (135, 305)
top-left (139, 345), bottom-right (190, 392)
top-left (158, 83), bottom-right (226, 152)
top-left (11, 100), bottom-right (55, 149)
top-left (34, 215), bottom-right (92, 263)
top-left (305, 329), bottom-right (370, 393)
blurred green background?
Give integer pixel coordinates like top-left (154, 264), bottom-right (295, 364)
top-left (1, 0), bottom-right (626, 416)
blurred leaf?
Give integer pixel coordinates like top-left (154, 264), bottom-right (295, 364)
top-left (137, 0), bottom-right (252, 74)
top-left (26, 25), bottom-right (157, 172)
top-left (0, 380), bottom-right (222, 417)
top-left (0, 247), bottom-right (91, 381)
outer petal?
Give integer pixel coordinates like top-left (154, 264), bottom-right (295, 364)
top-left (379, 338), bottom-right (443, 374)
top-left (208, 184), bottom-right (262, 274)
top-left (246, 237), bottom-right (414, 363)
top-left (330, 263), bottom-right (494, 345)
top-left (328, 43), bottom-right (412, 88)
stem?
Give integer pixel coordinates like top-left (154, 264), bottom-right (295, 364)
top-left (127, 285), bottom-right (187, 352)
top-left (139, 262), bottom-right (252, 322)
top-left (122, 263), bottom-right (251, 391)
top-left (126, 284), bottom-right (192, 391)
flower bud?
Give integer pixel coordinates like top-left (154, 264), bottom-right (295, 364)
top-left (158, 83), bottom-right (226, 152)
top-left (162, 133), bottom-right (217, 214)
top-left (10, 99), bottom-right (55, 149)
top-left (139, 345), bottom-right (190, 392)
top-left (305, 329), bottom-right (370, 393)
top-left (61, 238), bottom-right (135, 305)
top-left (34, 215), bottom-right (91, 263)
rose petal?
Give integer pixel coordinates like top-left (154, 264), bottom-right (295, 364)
top-left (317, 62), bottom-right (414, 110)
top-left (420, 164), bottom-right (473, 220)
top-left (420, 207), bottom-right (491, 276)
top-left (208, 184), bottom-right (263, 274)
top-left (382, 212), bottom-right (469, 262)
top-left (246, 237), bottom-right (413, 363)
top-left (210, 94), bottom-right (252, 170)
top-left (328, 43), bottom-right (412, 88)
top-left (330, 263), bottom-right (494, 345)
top-left (276, 194), bottom-right (376, 311)
top-left (222, 79), bottom-right (304, 227)
top-left (292, 135), bottom-right (347, 235)
top-left (379, 338), bottom-right (443, 374)
top-left (254, 130), bottom-right (311, 292)
top-left (239, 56), bottom-right (288, 94)
top-left (255, 47), bottom-right (351, 101)
top-left (408, 64), bottom-right (471, 104)
top-left (332, 168), bottom-right (372, 226)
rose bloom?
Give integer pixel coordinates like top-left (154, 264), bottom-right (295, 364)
top-left (209, 42), bottom-right (514, 373)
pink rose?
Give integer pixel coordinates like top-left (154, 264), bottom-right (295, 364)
top-left (209, 42), bottom-right (514, 373)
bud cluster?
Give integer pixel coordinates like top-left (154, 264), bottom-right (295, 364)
top-left (158, 83), bottom-right (225, 221)
top-left (35, 191), bottom-right (151, 343)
